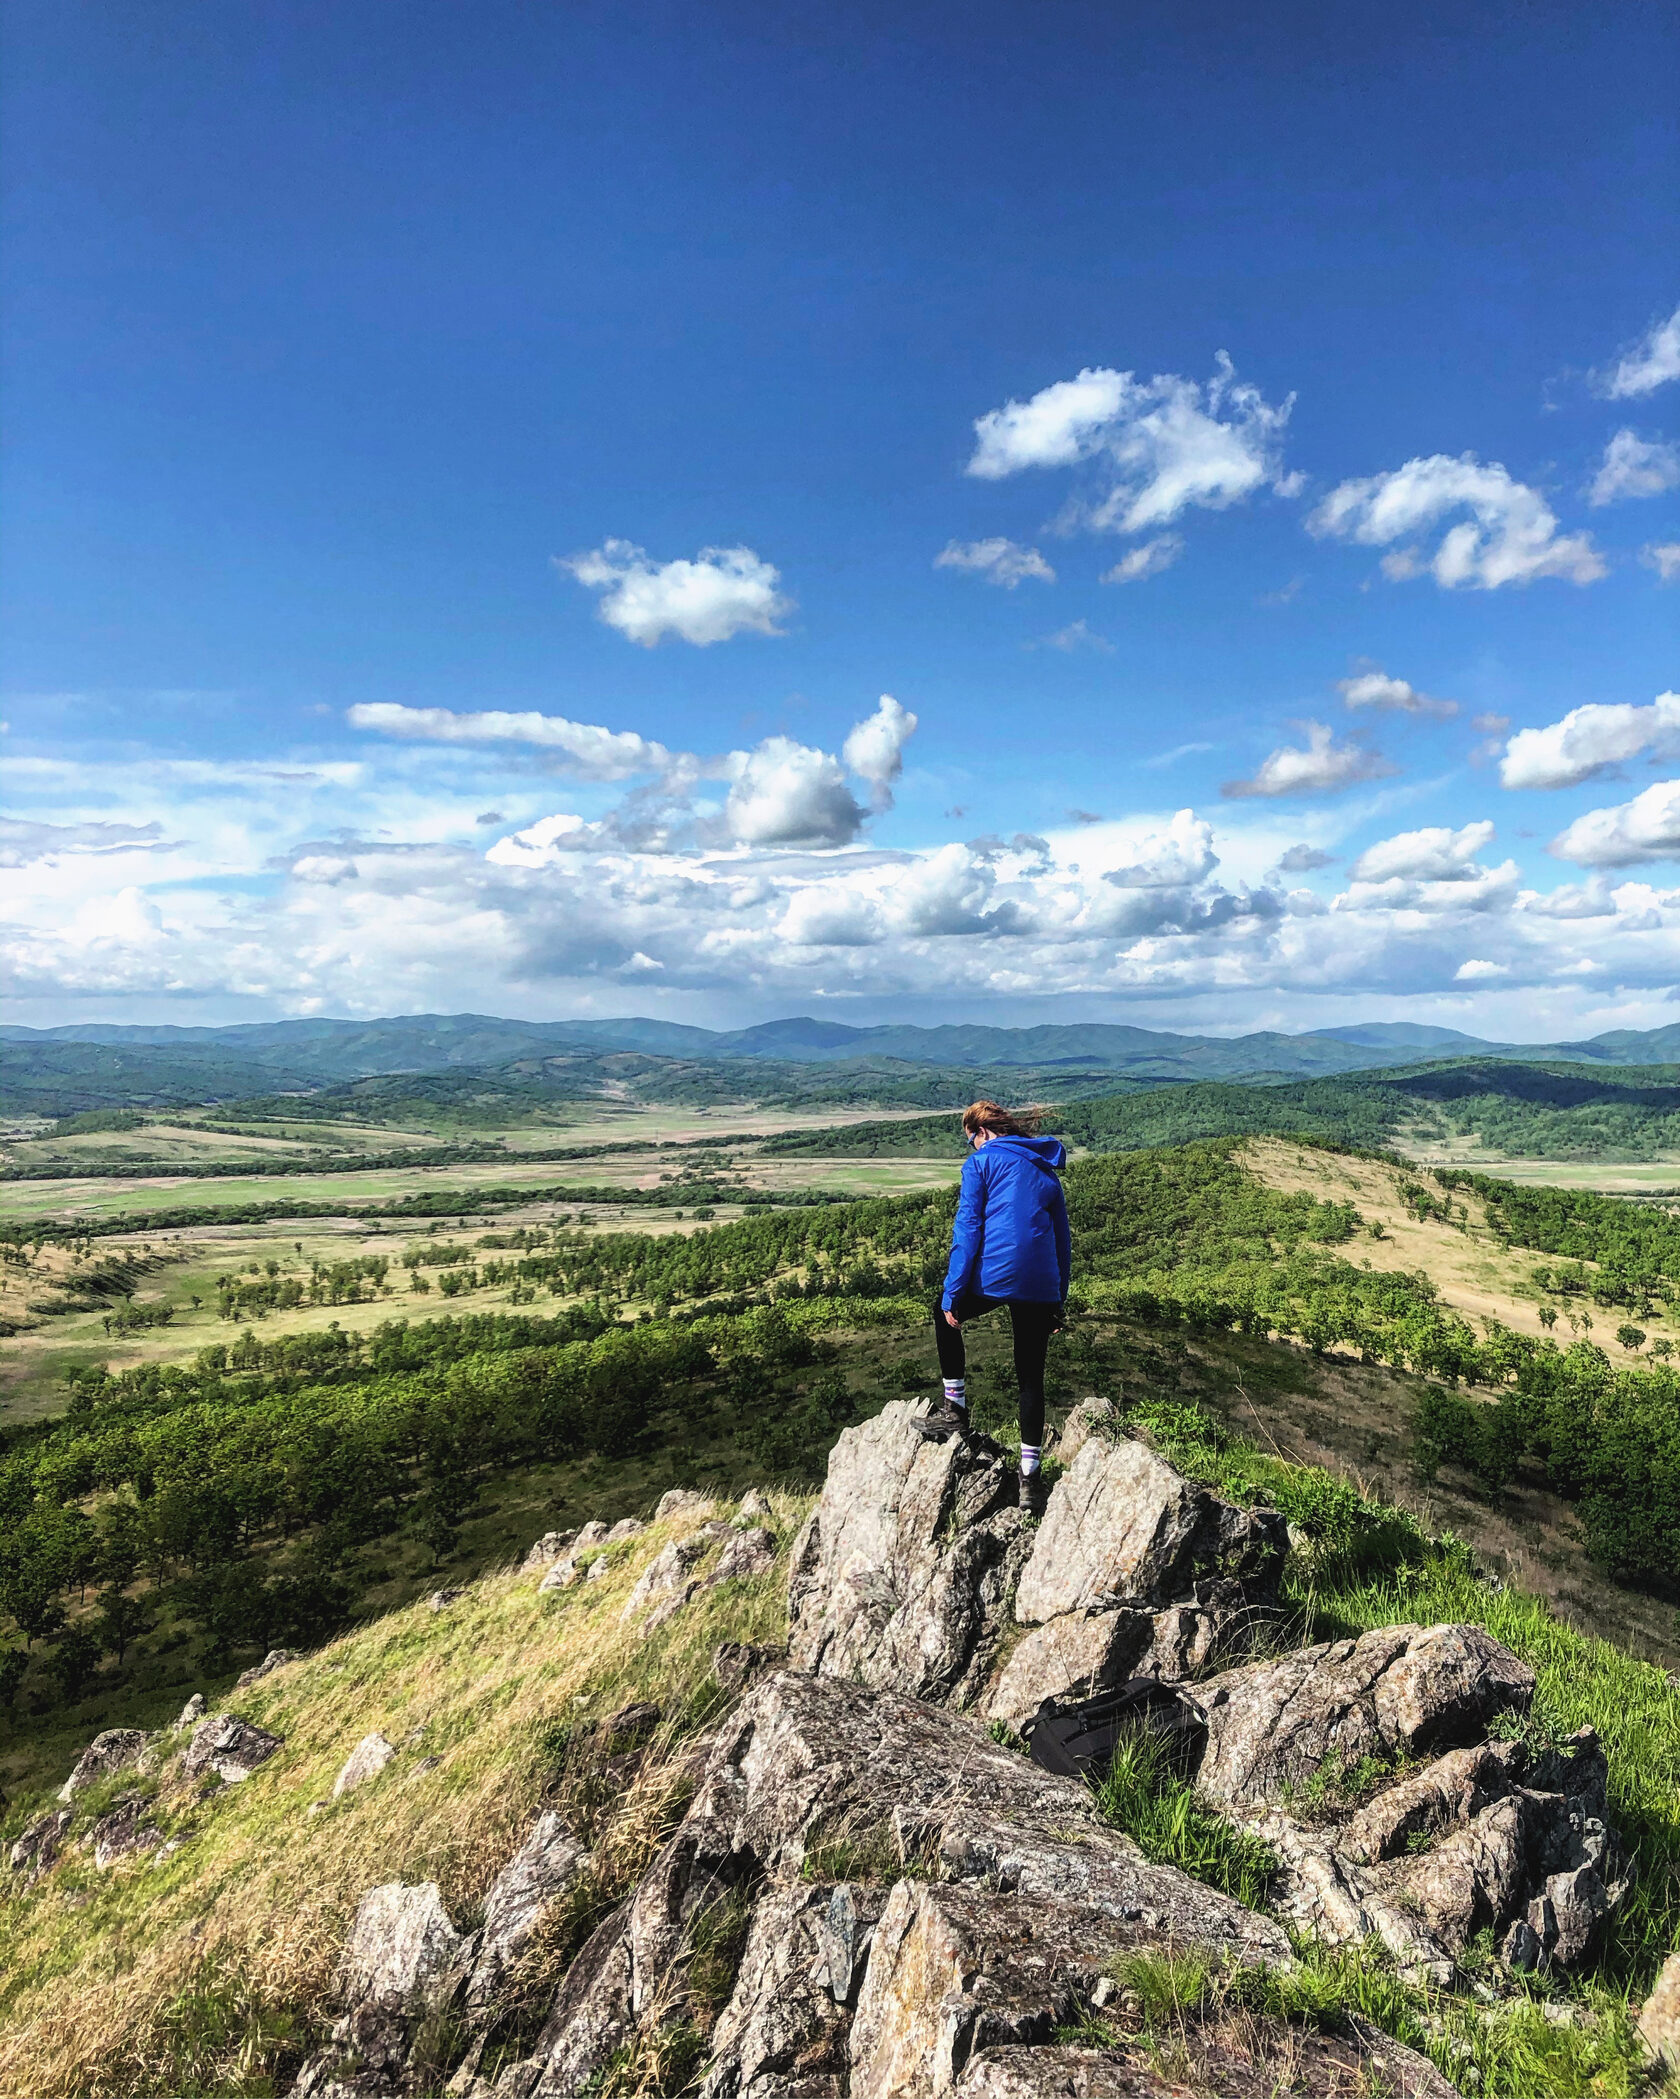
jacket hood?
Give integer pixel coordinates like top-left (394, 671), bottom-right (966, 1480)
top-left (991, 1133), bottom-right (1066, 1170)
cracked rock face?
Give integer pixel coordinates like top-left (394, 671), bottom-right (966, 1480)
top-left (91, 1793), bottom-right (165, 1869)
top-left (182, 1713), bottom-right (284, 1784)
top-left (10, 1806), bottom-right (73, 1882)
top-left (58, 1727), bottom-right (149, 1803)
top-left (466, 1811), bottom-right (589, 2014)
top-left (786, 1402), bottom-right (1031, 1706)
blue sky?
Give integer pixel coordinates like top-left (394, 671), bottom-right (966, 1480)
top-left (2, 0), bottom-right (1676, 1036)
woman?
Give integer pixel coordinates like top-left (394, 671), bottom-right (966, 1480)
top-left (916, 1100), bottom-right (1070, 1515)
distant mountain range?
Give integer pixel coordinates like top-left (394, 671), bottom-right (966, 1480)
top-left (4, 1009), bottom-right (1680, 1110)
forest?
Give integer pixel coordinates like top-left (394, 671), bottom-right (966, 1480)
top-left (2, 1136), bottom-right (1677, 1742)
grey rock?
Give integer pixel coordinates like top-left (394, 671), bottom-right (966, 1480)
top-left (604, 1516), bottom-right (646, 1545)
top-left (786, 1402), bottom-right (1031, 1707)
top-left (952, 2051), bottom-right (1179, 2097)
top-left (1054, 1397), bottom-right (1119, 1468)
top-left (714, 1641), bottom-right (788, 1693)
top-left (1190, 1622), bottom-right (1536, 1810)
top-left (59, 1727), bottom-right (149, 1803)
top-left (91, 1793), bottom-right (164, 1870)
top-left (703, 1883), bottom-right (882, 2099)
top-left (428, 1587), bottom-right (464, 1611)
top-left (656, 1487), bottom-right (715, 1522)
top-left (466, 1810), bottom-right (589, 2012)
top-left (339, 1879), bottom-right (467, 2015)
top-left (736, 1488), bottom-right (774, 1525)
top-left (333, 1731), bottom-right (397, 1798)
top-left (984, 1587), bottom-right (1260, 1733)
top-left (706, 1525), bottom-right (777, 1588)
top-left (235, 1647), bottom-right (299, 1690)
top-left (176, 1692), bottom-right (207, 1727)
top-left (10, 1806), bottom-right (73, 1881)
top-left (182, 1712), bottom-right (284, 1785)
top-left (621, 1535), bottom-right (712, 1622)
top-left (538, 1520), bottom-right (609, 1591)
top-left (1015, 1434), bottom-right (1286, 1624)
top-left (522, 1529), bottom-right (579, 1572)
top-left (528, 1904), bottom-right (635, 2098)
top-left (1638, 1950), bottom-right (1680, 2068)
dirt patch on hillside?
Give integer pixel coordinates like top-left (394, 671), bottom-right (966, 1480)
top-left (1240, 1136), bottom-right (1677, 1364)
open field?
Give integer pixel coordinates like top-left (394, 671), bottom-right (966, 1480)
top-left (1393, 1133), bottom-right (1680, 1198)
top-left (1242, 1137), bottom-right (1679, 1367)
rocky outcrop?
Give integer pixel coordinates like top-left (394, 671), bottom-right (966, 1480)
top-left (177, 1692), bottom-right (207, 1727)
top-left (465, 1811), bottom-right (589, 2013)
top-left (10, 1806), bottom-right (72, 1881)
top-left (1639, 1951), bottom-right (1680, 2072)
top-left (58, 1727), bottom-right (149, 1802)
top-left (657, 1488), bottom-right (716, 1522)
top-left (537, 1521), bottom-right (609, 1592)
top-left (522, 1529), bottom-right (578, 1573)
top-left (334, 1732), bottom-right (398, 1798)
top-left (786, 1402), bottom-right (1031, 1706)
top-left (236, 1648), bottom-right (300, 1689)
top-left (293, 1881), bottom-right (469, 2098)
top-left (182, 1712), bottom-right (284, 1784)
top-left (90, 1793), bottom-right (165, 1869)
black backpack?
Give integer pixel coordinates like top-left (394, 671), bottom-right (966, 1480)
top-left (1021, 1676), bottom-right (1207, 1782)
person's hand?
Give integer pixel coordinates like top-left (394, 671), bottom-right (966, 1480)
top-left (943, 1307), bottom-right (960, 1328)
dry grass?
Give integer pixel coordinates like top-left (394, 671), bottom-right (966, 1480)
top-left (0, 1490), bottom-right (811, 2099)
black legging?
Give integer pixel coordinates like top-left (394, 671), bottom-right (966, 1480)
top-left (934, 1290), bottom-right (1057, 1449)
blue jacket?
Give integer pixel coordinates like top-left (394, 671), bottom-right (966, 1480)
top-left (942, 1134), bottom-right (1071, 1309)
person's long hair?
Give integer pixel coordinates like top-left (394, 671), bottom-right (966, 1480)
top-left (960, 1099), bottom-right (1046, 1140)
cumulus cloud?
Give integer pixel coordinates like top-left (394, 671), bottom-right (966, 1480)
top-left (1499, 691), bottom-right (1680, 790)
top-left (348, 703), bottom-right (669, 780)
top-left (723, 738), bottom-right (865, 847)
top-left (1103, 809), bottom-right (1219, 888)
top-left (967, 354), bottom-right (1294, 536)
top-left (1587, 429), bottom-right (1680, 507)
top-left (1454, 958), bottom-right (1508, 981)
top-left (558, 539), bottom-right (792, 646)
top-left (290, 855), bottom-right (359, 884)
top-left (1222, 722), bottom-right (1397, 799)
top-left (841, 695), bottom-right (918, 811)
top-left (933, 538), bottom-right (1055, 587)
top-left (1350, 822), bottom-right (1496, 884)
top-left (1100, 535), bottom-right (1183, 584)
top-left (1337, 668), bottom-right (1458, 720)
top-left (1596, 304), bottom-right (1680, 399)
top-left (1549, 780), bottom-right (1680, 867)
top-left (0, 817), bottom-right (170, 867)
top-left (1277, 843), bottom-right (1335, 872)
top-left (1309, 454), bottom-right (1605, 589)
top-left (1643, 543), bottom-right (1680, 583)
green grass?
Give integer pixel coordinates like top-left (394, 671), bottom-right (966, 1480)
top-left (1089, 1723), bottom-right (1276, 1910)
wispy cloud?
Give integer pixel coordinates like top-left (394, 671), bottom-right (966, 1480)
top-left (1222, 722), bottom-right (1397, 799)
top-left (1309, 454), bottom-right (1605, 589)
top-left (933, 537), bottom-right (1055, 587)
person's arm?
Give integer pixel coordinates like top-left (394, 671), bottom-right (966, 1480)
top-left (1052, 1182), bottom-right (1071, 1304)
top-left (942, 1155), bottom-right (986, 1311)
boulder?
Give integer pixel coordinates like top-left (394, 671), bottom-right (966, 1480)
top-left (621, 1535), bottom-right (714, 1623)
top-left (91, 1793), bottom-right (164, 1870)
top-left (1014, 1435), bottom-right (1286, 1625)
top-left (521, 1529), bottom-right (578, 1572)
top-left (786, 1402), bottom-right (1030, 1707)
top-left (655, 1488), bottom-right (715, 1523)
top-left (182, 1713), bottom-right (284, 1785)
top-left (527, 1906), bottom-right (636, 2098)
top-left (604, 1516), bottom-right (646, 1545)
top-left (706, 1526), bottom-right (777, 1587)
top-left (984, 1587), bottom-right (1258, 1734)
top-left (10, 1806), bottom-right (72, 1881)
top-left (702, 1883), bottom-right (884, 2099)
top-left (59, 1727), bottom-right (149, 1803)
top-left (1054, 1398), bottom-right (1119, 1467)
top-left (1190, 1623), bottom-right (1535, 1810)
top-left (1638, 1951), bottom-right (1680, 2070)
top-left (341, 1880), bottom-right (467, 2014)
top-left (176, 1692), bottom-right (207, 1727)
top-left (235, 1647), bottom-right (299, 1689)
top-left (465, 1811), bottom-right (589, 2013)
top-left (538, 1521), bottom-right (609, 1592)
top-left (736, 1489), bottom-right (774, 1525)
top-left (334, 1732), bottom-right (397, 1799)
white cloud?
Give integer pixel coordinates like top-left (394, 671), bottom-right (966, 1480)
top-left (1642, 542), bottom-right (1680, 583)
top-left (1037, 620), bottom-right (1113, 654)
top-left (1455, 958), bottom-right (1508, 981)
top-left (1597, 304), bottom-right (1680, 399)
top-left (1277, 843), bottom-right (1335, 872)
top-left (290, 855), bottom-right (359, 884)
top-left (779, 883), bottom-right (886, 947)
top-left (348, 703), bottom-right (669, 780)
top-left (1222, 722), bottom-right (1397, 799)
top-left (1337, 668), bottom-right (1458, 720)
top-left (1103, 809), bottom-right (1219, 888)
top-left (723, 738), bottom-right (864, 848)
top-left (1350, 821), bottom-right (1496, 884)
top-left (558, 539), bottom-right (792, 647)
top-left (1499, 691), bottom-right (1680, 790)
top-left (1100, 535), bottom-right (1183, 584)
top-left (842, 696), bottom-right (919, 810)
top-left (967, 354), bottom-right (1294, 535)
top-left (1549, 780), bottom-right (1680, 867)
top-left (0, 817), bottom-right (170, 867)
top-left (1588, 429), bottom-right (1680, 507)
top-left (1309, 454), bottom-right (1606, 589)
top-left (933, 538), bottom-right (1055, 587)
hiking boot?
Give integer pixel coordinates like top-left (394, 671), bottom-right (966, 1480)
top-left (910, 1397), bottom-right (972, 1443)
top-left (1018, 1470), bottom-right (1049, 1520)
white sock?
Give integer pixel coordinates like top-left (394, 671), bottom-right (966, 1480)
top-left (943, 1379), bottom-right (967, 1409)
top-left (1019, 1445), bottom-right (1041, 1476)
